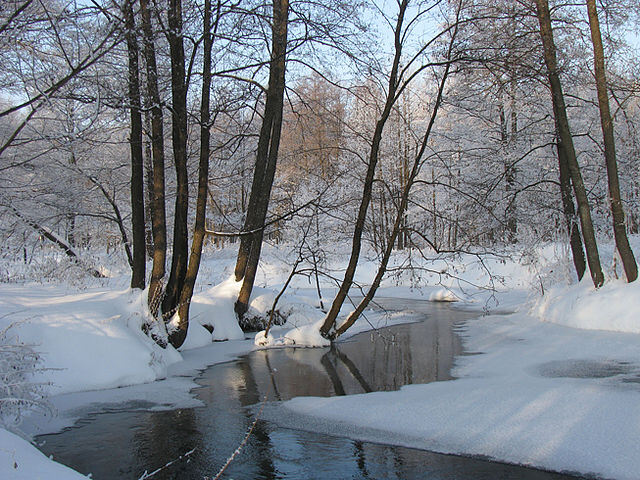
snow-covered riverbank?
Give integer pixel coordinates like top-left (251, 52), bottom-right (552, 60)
top-left (2, 241), bottom-right (640, 478)
top-left (272, 287), bottom-right (640, 479)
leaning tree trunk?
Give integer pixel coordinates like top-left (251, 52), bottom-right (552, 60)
top-left (140, 0), bottom-right (167, 316)
top-left (234, 0), bottom-right (289, 321)
top-left (174, 0), bottom-right (218, 348)
top-left (586, 0), bottom-right (637, 282)
top-left (9, 207), bottom-right (104, 278)
top-left (124, 0), bottom-right (146, 290)
top-left (534, 0), bottom-right (604, 288)
top-left (162, 0), bottom-right (190, 321)
top-left (327, 1), bottom-right (458, 339)
top-left (319, 0), bottom-right (408, 339)
top-left (556, 136), bottom-right (587, 280)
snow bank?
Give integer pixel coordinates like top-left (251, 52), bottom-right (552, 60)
top-left (255, 318), bottom-right (330, 348)
top-left (271, 311), bottom-right (640, 480)
top-left (0, 285), bottom-right (181, 395)
top-left (189, 277), bottom-right (244, 341)
top-left (428, 287), bottom-right (460, 302)
top-left (533, 277), bottom-right (640, 334)
top-left (0, 428), bottom-right (87, 479)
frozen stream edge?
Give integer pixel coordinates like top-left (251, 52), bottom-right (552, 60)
top-left (263, 311), bottom-right (640, 480)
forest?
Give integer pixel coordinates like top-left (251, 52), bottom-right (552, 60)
top-left (1, 0), bottom-right (640, 479)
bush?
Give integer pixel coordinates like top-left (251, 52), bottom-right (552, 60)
top-left (0, 322), bottom-right (50, 434)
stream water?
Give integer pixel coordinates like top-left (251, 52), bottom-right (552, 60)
top-left (37, 299), bottom-right (587, 479)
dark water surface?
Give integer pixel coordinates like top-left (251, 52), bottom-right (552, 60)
top-left (37, 299), bottom-right (587, 479)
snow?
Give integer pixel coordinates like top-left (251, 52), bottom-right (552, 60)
top-left (0, 285), bottom-right (182, 395)
top-left (2, 240), bottom-right (640, 479)
top-left (534, 276), bottom-right (640, 334)
top-left (188, 276), bottom-right (244, 341)
top-left (177, 319), bottom-right (214, 350)
top-left (268, 310), bottom-right (640, 479)
top-left (0, 276), bottom-right (276, 396)
top-left (271, 319), bottom-right (330, 347)
top-left (428, 287), bottom-right (460, 302)
top-left (0, 428), bottom-right (87, 479)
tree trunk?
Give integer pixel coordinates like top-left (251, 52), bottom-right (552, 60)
top-left (586, 0), bottom-right (637, 282)
top-left (174, 0), bottom-right (217, 348)
top-left (140, 0), bottom-right (167, 315)
top-left (234, 0), bottom-right (289, 320)
top-left (504, 76), bottom-right (517, 243)
top-left (233, 0), bottom-right (289, 286)
top-left (124, 0), bottom-right (146, 290)
top-left (534, 0), bottom-right (604, 288)
top-left (162, 0), bottom-right (190, 320)
top-left (144, 117), bottom-right (155, 260)
top-left (329, 10), bottom-right (456, 339)
top-left (556, 136), bottom-right (587, 280)
top-left (319, 0), bottom-right (409, 338)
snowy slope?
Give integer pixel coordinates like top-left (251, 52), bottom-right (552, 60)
top-left (0, 429), bottom-right (88, 479)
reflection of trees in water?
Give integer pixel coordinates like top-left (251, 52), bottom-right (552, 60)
top-left (341, 312), bottom-right (462, 391)
top-left (37, 408), bottom-right (203, 479)
top-left (247, 309), bottom-right (464, 400)
top-left (353, 441), bottom-right (370, 478)
top-left (332, 345), bottom-right (372, 393)
top-left (264, 351), bottom-right (282, 401)
top-left (316, 320), bottom-right (456, 396)
top-left (320, 349), bottom-right (346, 395)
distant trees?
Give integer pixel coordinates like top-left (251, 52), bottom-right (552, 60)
top-left (0, 0), bottom-right (127, 274)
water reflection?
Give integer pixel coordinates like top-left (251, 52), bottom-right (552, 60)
top-left (37, 300), bottom-right (585, 479)
top-left (236, 302), bottom-right (464, 401)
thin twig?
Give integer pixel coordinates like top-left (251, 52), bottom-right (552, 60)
top-left (212, 396), bottom-right (267, 480)
top-left (137, 447), bottom-right (197, 479)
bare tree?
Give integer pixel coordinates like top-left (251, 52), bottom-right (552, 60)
top-left (320, 0), bottom-right (463, 339)
top-left (585, 0), bottom-right (637, 282)
top-left (123, 0), bottom-right (146, 289)
top-left (161, 0), bottom-right (190, 318)
top-left (534, 0), bottom-right (604, 288)
top-left (139, 0), bottom-right (167, 316)
top-left (234, 0), bottom-right (290, 321)
top-left (173, 0), bottom-right (220, 347)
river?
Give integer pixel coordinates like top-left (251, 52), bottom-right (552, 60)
top-left (36, 299), bottom-right (586, 479)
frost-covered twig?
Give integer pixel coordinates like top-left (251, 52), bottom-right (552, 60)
top-left (211, 396), bottom-right (267, 480)
top-left (137, 447), bottom-right (197, 480)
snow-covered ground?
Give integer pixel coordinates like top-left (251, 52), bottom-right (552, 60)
top-left (270, 296), bottom-right (640, 480)
top-left (1, 240), bottom-right (639, 478)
